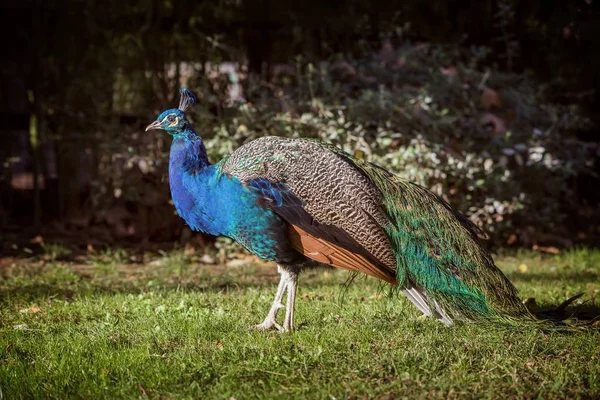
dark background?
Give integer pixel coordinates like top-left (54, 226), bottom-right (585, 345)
top-left (1, 0), bottom-right (599, 254)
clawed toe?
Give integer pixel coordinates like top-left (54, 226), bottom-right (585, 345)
top-left (252, 321), bottom-right (284, 332)
top-left (252, 266), bottom-right (298, 334)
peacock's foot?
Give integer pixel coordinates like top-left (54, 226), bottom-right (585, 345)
top-left (252, 319), bottom-right (284, 332)
top-left (252, 317), bottom-right (294, 333)
top-left (252, 302), bottom-right (285, 332)
top-left (250, 265), bottom-right (298, 333)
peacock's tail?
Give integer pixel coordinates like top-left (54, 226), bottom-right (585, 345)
top-left (321, 143), bottom-right (596, 330)
top-left (357, 163), bottom-right (528, 318)
top-left (371, 160), bottom-right (600, 330)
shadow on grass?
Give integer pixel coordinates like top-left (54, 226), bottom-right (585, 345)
top-left (565, 303), bottom-right (600, 322)
top-left (502, 268), bottom-right (600, 324)
top-left (529, 300), bottom-right (600, 327)
top-left (0, 265), bottom-right (352, 306)
top-left (506, 270), bottom-right (599, 284)
top-left (0, 281), bottom-right (249, 304)
top-left (4, 280), bottom-right (599, 329)
top-left (3, 256), bottom-right (599, 326)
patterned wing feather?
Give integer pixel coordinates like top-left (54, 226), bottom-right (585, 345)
top-left (220, 137), bottom-right (398, 272)
top-left (245, 177), bottom-right (397, 282)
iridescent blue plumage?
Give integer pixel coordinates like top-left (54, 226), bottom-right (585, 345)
top-left (168, 133), bottom-right (294, 261)
top-left (145, 90), bottom-right (296, 263)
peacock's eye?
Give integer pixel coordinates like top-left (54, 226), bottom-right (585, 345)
top-left (167, 115), bottom-right (176, 123)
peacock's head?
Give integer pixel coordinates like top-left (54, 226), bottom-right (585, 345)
top-left (145, 88), bottom-right (197, 135)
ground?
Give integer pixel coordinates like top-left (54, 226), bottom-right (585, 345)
top-left (1, 246), bottom-right (599, 399)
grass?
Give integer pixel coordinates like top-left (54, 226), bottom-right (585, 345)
top-left (1, 247), bottom-right (599, 399)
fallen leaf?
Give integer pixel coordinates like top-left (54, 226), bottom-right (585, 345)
top-left (216, 341), bottom-right (224, 350)
top-left (480, 113), bottom-right (507, 135)
top-left (440, 66), bottom-right (458, 78)
top-left (532, 245), bottom-right (560, 254)
top-left (138, 384), bottom-right (147, 396)
top-left (200, 254), bottom-right (215, 264)
top-left (481, 87), bottom-right (503, 109)
top-left (19, 305), bottom-right (41, 314)
top-left (518, 264), bottom-right (528, 273)
top-left (506, 233), bottom-right (518, 245)
top-left (226, 259), bottom-right (247, 268)
top-left (30, 235), bottom-right (44, 244)
top-left (301, 292), bottom-right (319, 300)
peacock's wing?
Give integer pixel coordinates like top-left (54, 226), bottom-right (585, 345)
top-left (218, 136), bottom-right (398, 284)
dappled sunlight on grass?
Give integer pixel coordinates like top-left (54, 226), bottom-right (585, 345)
top-left (1, 249), bottom-right (599, 398)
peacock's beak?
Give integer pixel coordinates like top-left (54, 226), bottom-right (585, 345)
top-left (145, 120), bottom-right (162, 132)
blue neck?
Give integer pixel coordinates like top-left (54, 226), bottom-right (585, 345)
top-left (170, 129), bottom-right (210, 174)
top-left (168, 129), bottom-right (214, 233)
top-left (166, 128), bottom-right (296, 262)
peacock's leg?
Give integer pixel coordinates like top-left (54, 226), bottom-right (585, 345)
top-left (282, 269), bottom-right (298, 332)
top-left (253, 265), bottom-right (287, 332)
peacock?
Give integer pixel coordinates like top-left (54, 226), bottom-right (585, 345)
top-left (145, 88), bottom-right (574, 332)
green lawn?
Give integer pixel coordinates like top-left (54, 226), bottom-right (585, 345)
top-left (1, 247), bottom-right (599, 399)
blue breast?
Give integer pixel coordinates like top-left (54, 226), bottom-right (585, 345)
top-left (168, 136), bottom-right (293, 262)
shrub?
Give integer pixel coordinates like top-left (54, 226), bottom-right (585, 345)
top-left (98, 44), bottom-right (597, 247)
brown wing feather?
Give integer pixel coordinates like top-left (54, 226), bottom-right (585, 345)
top-left (287, 224), bottom-right (398, 285)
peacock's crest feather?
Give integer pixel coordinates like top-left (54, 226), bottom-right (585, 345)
top-left (178, 88), bottom-right (197, 111)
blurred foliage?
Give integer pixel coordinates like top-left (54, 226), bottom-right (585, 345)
top-left (2, 0), bottom-right (599, 248)
top-left (99, 43), bottom-right (598, 247)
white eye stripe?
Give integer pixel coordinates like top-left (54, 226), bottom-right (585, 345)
top-left (160, 115), bottom-right (179, 127)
